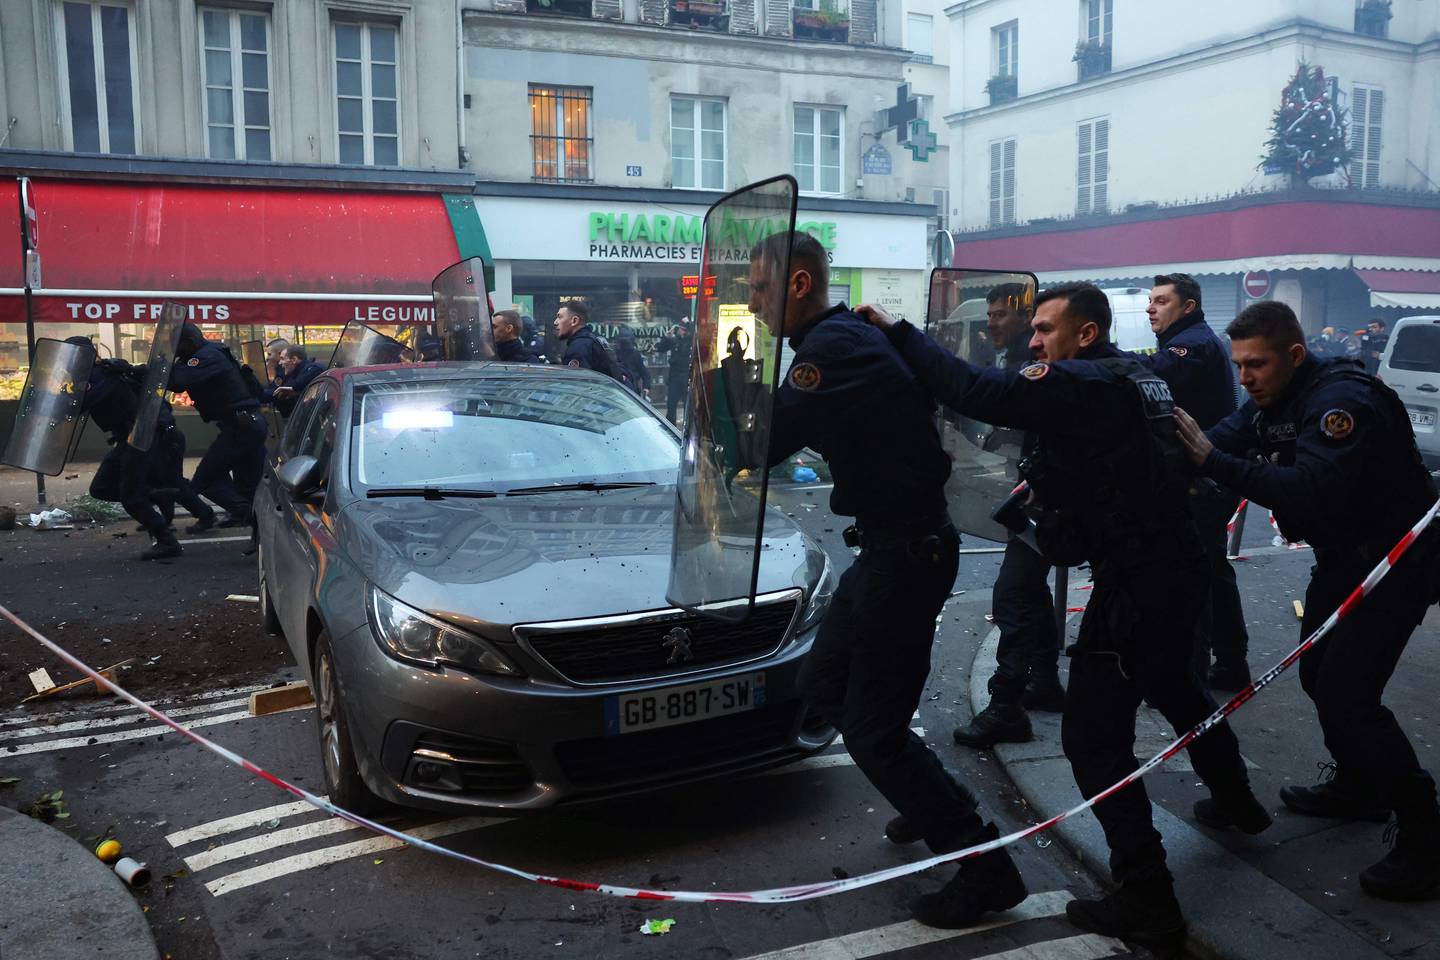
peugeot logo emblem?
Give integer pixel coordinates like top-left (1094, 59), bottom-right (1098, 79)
top-left (662, 626), bottom-right (694, 664)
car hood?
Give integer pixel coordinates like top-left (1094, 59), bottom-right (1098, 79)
top-left (336, 486), bottom-right (820, 635)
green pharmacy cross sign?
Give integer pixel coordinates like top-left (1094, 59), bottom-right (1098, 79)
top-left (905, 120), bottom-right (938, 162)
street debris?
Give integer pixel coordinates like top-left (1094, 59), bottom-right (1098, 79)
top-left (27, 668), bottom-right (55, 693)
top-left (249, 681), bottom-right (314, 717)
top-left (95, 839), bottom-right (123, 863)
top-left (639, 919), bottom-right (677, 935)
top-left (21, 789), bottom-right (69, 823)
top-left (22, 660), bottom-right (132, 703)
top-left (63, 495), bottom-right (127, 523)
top-left (26, 508), bottom-right (75, 530)
top-left (1293, 600), bottom-right (1304, 619)
top-left (226, 594), bottom-right (260, 603)
top-left (0, 777), bottom-right (21, 787)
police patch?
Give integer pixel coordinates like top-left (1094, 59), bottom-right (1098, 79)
top-left (567, 359), bottom-right (581, 369)
top-left (187, 358), bottom-right (200, 367)
top-left (1167, 346), bottom-right (1189, 358)
top-left (789, 362), bottom-right (822, 391)
top-left (1320, 408), bottom-right (1355, 441)
top-left (1020, 362), bottom-right (1050, 380)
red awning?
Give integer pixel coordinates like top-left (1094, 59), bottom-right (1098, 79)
top-left (1355, 269), bottom-right (1440, 310)
top-left (949, 199), bottom-right (1440, 279)
top-left (0, 179), bottom-right (461, 327)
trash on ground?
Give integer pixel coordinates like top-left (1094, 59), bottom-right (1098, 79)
top-left (226, 594), bottom-right (260, 603)
top-left (639, 919), bottom-right (677, 936)
top-left (1293, 600), bottom-right (1304, 619)
top-left (22, 660), bottom-right (132, 703)
top-left (27, 508), bottom-right (75, 530)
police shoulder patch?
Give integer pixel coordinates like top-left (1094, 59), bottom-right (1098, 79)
top-left (187, 357), bottom-right (200, 367)
top-left (567, 359), bottom-right (581, 369)
top-left (1019, 362), bottom-right (1049, 380)
top-left (1167, 346), bottom-right (1189, 358)
top-left (1320, 408), bottom-right (1355, 441)
top-left (789, 362), bottom-right (822, 391)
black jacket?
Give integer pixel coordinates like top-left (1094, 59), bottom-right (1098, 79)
top-left (559, 325), bottom-right (624, 383)
top-left (497, 338), bottom-right (541, 364)
top-left (169, 342), bottom-right (258, 422)
top-left (1142, 311), bottom-right (1237, 429)
top-left (264, 360), bottom-right (324, 416)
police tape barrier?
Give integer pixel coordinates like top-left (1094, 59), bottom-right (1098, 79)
top-left (1267, 510), bottom-right (1309, 550)
top-left (3, 498), bottom-right (1437, 904)
top-left (1225, 499), bottom-right (1249, 560)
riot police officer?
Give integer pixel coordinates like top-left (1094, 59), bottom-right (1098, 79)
top-left (1142, 273), bottom-right (1252, 690)
top-left (862, 283), bottom-right (1268, 943)
top-left (168, 323), bottom-right (267, 529)
top-left (552, 301), bottom-right (625, 383)
top-left (754, 232), bottom-right (1028, 929)
top-left (1176, 300), bottom-right (1440, 901)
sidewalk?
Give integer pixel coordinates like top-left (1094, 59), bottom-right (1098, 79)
top-left (966, 556), bottom-right (1438, 960)
top-left (0, 459), bottom-right (205, 516)
top-left (0, 805), bottom-right (159, 960)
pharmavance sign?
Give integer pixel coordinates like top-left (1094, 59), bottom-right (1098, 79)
top-left (588, 211), bottom-right (839, 258)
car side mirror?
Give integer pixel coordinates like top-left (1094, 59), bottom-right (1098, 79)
top-left (277, 455), bottom-right (323, 500)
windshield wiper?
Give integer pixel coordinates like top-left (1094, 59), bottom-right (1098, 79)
top-left (504, 481), bottom-right (657, 496)
top-left (366, 486), bottom-right (499, 500)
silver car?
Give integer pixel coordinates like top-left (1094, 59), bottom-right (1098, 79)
top-left (254, 362), bottom-right (837, 814)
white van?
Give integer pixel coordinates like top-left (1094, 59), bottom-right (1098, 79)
top-left (1378, 315), bottom-right (1440, 470)
top-left (1102, 287), bottom-right (1154, 354)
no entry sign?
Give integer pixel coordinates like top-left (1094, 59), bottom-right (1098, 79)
top-left (1243, 270), bottom-right (1271, 299)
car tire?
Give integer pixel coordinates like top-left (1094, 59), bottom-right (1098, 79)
top-left (257, 542), bottom-right (282, 637)
top-left (312, 631), bottom-right (384, 816)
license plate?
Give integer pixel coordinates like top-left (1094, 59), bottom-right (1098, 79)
top-left (604, 673), bottom-right (766, 735)
top-left (1409, 410), bottom-right (1436, 427)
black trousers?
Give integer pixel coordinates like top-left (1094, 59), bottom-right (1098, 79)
top-left (989, 537), bottom-right (1059, 703)
top-left (799, 524), bottom-right (981, 851)
top-left (1300, 546), bottom-right (1439, 822)
top-left (665, 370), bottom-right (689, 422)
top-left (1061, 562), bottom-right (1252, 884)
top-left (91, 442), bottom-right (168, 534)
top-left (155, 425), bottom-right (213, 524)
top-left (192, 410), bottom-right (267, 516)
top-left (1190, 490), bottom-right (1250, 669)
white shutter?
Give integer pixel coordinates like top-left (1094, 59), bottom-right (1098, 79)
top-left (1002, 139), bottom-right (1016, 225)
top-left (1351, 86), bottom-right (1383, 189)
top-left (1092, 117), bottom-right (1109, 212)
top-left (989, 140), bottom-right (1002, 225)
top-left (1365, 89), bottom-right (1383, 188)
top-left (1077, 122), bottom-right (1092, 213)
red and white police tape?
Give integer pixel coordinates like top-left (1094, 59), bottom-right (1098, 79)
top-left (3, 496), bottom-right (1438, 905)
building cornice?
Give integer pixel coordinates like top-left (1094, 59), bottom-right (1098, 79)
top-left (473, 179), bottom-right (937, 217)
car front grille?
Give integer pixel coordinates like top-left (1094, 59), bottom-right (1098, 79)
top-left (411, 730), bottom-right (532, 795)
top-left (554, 702), bottom-right (801, 791)
top-left (515, 592), bottom-right (801, 685)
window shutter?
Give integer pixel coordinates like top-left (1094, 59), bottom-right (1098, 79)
top-left (1002, 139), bottom-right (1016, 225)
top-left (1077, 122), bottom-right (1092, 212)
top-left (1093, 118), bottom-right (1109, 211)
top-left (1365, 89), bottom-right (1384, 188)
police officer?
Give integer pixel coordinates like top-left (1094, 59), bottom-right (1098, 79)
top-left (263, 345), bottom-right (323, 418)
top-left (552, 301), bottom-right (625, 383)
top-left (1142, 273), bottom-right (1252, 691)
top-left (953, 283), bottom-right (1062, 750)
top-left (657, 322), bottom-right (694, 423)
top-left (70, 340), bottom-right (215, 560)
top-left (862, 283), bottom-right (1268, 942)
top-left (753, 232), bottom-right (1027, 929)
top-left (492, 309), bottom-right (541, 363)
top-left (169, 323), bottom-right (268, 529)
top-left (1176, 299), bottom-right (1440, 901)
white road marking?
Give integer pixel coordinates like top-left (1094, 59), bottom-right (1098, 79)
top-left (0, 696), bottom-right (250, 743)
top-left (835, 727), bottom-right (925, 748)
top-left (185, 815), bottom-right (365, 872)
top-left (0, 681), bottom-right (276, 729)
top-left (3, 709), bottom-right (250, 756)
top-left (735, 891), bottom-right (1106, 959)
top-left (186, 535), bottom-right (252, 544)
top-left (167, 798), bottom-right (328, 848)
top-left (205, 816), bottom-right (505, 897)
top-left (756, 754), bottom-right (857, 778)
top-left (973, 934), bottom-right (1128, 960)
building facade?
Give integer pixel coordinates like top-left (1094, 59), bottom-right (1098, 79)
top-left (942, 0), bottom-right (1440, 331)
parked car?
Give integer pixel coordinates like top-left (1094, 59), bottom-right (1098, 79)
top-left (1378, 315), bottom-right (1440, 470)
top-left (255, 361), bottom-right (837, 814)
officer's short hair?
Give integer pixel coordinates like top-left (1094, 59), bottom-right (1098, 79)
top-left (1370, 318), bottom-right (1388, 331)
top-left (1153, 273), bottom-right (1202, 309)
top-left (282, 345), bottom-right (307, 362)
top-left (750, 231), bottom-right (831, 293)
top-left (558, 300), bottom-right (589, 324)
top-left (1227, 301), bottom-right (1305, 351)
top-left (1035, 282), bottom-right (1112, 340)
top-left (494, 309), bottom-right (520, 330)
top-left (266, 338), bottom-right (290, 351)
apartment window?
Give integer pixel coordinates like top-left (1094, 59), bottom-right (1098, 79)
top-left (994, 21), bottom-right (1018, 78)
top-left (1351, 85), bottom-right (1384, 189)
top-left (1354, 0), bottom-right (1391, 38)
top-left (988, 138), bottom-right (1016, 226)
top-left (335, 21), bottom-right (399, 166)
top-left (793, 105), bottom-right (843, 195)
top-left (56, 1), bottom-right (138, 154)
top-left (1084, 0), bottom-right (1112, 44)
top-left (530, 85), bottom-right (593, 183)
top-left (671, 97), bottom-right (726, 190)
top-left (908, 14), bottom-right (934, 63)
top-left (1076, 117), bottom-right (1109, 214)
top-left (200, 8), bottom-right (271, 160)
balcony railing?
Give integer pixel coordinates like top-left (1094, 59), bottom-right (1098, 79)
top-left (1074, 40), bottom-right (1111, 81)
top-left (670, 0), bottom-right (729, 30)
top-left (793, 1), bottom-right (849, 42)
top-left (985, 74), bottom-right (1018, 105)
top-left (526, 0), bottom-right (592, 17)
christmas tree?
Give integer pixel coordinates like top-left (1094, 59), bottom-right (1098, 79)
top-left (1259, 63), bottom-right (1353, 180)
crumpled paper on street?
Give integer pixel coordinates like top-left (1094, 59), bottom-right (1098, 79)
top-left (28, 508), bottom-right (74, 530)
top-left (638, 918), bottom-right (677, 935)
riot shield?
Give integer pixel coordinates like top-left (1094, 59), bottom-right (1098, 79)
top-left (127, 301), bottom-right (186, 452)
top-left (926, 269), bottom-right (1039, 542)
top-left (430, 256), bottom-right (497, 362)
top-left (1, 338), bottom-right (95, 475)
top-left (328, 322), bottom-right (414, 369)
top-left (667, 175), bottom-right (797, 622)
top-left (241, 340), bottom-right (266, 378)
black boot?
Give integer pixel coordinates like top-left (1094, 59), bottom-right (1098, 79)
top-left (1360, 818), bottom-right (1440, 901)
top-left (953, 701), bottom-right (1032, 748)
top-left (885, 814), bottom-right (923, 845)
top-left (187, 510), bottom-right (218, 534)
top-left (1207, 660), bottom-right (1252, 693)
top-left (1280, 762), bottom-right (1390, 822)
top-left (217, 509), bottom-right (253, 528)
top-left (911, 823), bottom-right (1027, 928)
top-left (141, 529), bottom-right (183, 561)
top-left (1021, 671), bottom-right (1066, 712)
top-left (1065, 877), bottom-right (1187, 944)
top-left (1193, 785), bottom-right (1273, 834)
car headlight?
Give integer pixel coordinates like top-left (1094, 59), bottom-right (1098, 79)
top-left (794, 553), bottom-right (837, 634)
top-left (367, 585), bottom-right (520, 677)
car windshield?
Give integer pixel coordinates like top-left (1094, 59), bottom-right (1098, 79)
top-left (1390, 325), bottom-right (1440, 374)
top-left (350, 375), bottom-right (679, 492)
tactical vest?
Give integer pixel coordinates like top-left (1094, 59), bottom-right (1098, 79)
top-left (189, 345), bottom-right (259, 422)
top-left (1024, 356), bottom-right (1198, 566)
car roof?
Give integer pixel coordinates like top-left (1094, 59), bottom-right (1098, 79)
top-left (1392, 316), bottom-right (1440, 329)
top-left (319, 362), bottom-right (614, 388)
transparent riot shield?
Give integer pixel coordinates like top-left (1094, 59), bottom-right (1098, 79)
top-left (430, 256), bottom-right (497, 362)
top-left (667, 175), bottom-right (797, 622)
top-left (1, 338), bottom-right (95, 475)
top-left (241, 340), bottom-right (266, 378)
top-left (127, 301), bottom-right (186, 452)
top-left (926, 269), bottom-right (1039, 542)
top-left (328, 322), bottom-right (414, 369)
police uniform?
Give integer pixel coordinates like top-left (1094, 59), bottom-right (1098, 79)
top-left (496, 337), bottom-right (541, 364)
top-left (770, 304), bottom-right (1026, 928)
top-left (1202, 356), bottom-right (1440, 898)
top-left (1142, 311), bottom-right (1251, 686)
top-left (169, 329), bottom-right (268, 522)
top-left (263, 359), bottom-right (324, 417)
top-left (558, 325), bottom-right (624, 382)
top-left (885, 318), bottom-right (1263, 933)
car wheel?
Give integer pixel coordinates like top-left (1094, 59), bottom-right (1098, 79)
top-left (257, 542), bottom-right (282, 637)
top-left (312, 631), bottom-right (383, 815)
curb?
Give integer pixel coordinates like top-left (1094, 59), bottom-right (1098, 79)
top-left (967, 626), bottom-right (1391, 960)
